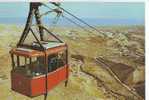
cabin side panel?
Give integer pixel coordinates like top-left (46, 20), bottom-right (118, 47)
top-left (11, 71), bottom-right (31, 96)
top-left (59, 66), bottom-right (68, 82)
top-left (31, 76), bottom-right (46, 96)
top-left (47, 71), bottom-right (59, 90)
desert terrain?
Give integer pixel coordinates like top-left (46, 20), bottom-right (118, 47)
top-left (0, 25), bottom-right (145, 100)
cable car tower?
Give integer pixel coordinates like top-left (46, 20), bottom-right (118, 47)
top-left (10, 2), bottom-right (68, 99)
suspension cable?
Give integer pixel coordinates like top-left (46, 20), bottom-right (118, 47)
top-left (39, 10), bottom-right (53, 17)
top-left (49, 2), bottom-right (105, 37)
top-left (41, 3), bottom-right (106, 37)
top-left (41, 3), bottom-right (94, 35)
top-left (50, 13), bottom-right (61, 32)
top-left (62, 15), bottom-right (94, 34)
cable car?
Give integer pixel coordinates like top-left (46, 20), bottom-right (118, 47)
top-left (10, 42), bottom-right (68, 97)
top-left (9, 2), bottom-right (102, 99)
top-left (9, 3), bottom-right (69, 98)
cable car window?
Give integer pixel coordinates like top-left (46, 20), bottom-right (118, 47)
top-left (48, 50), bottom-right (66, 72)
top-left (12, 55), bottom-right (45, 77)
top-left (25, 57), bottom-right (46, 77)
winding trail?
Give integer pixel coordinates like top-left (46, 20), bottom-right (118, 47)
top-left (95, 57), bottom-right (144, 100)
top-left (80, 65), bottom-right (129, 99)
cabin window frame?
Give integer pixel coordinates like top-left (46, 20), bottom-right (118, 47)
top-left (10, 54), bottom-right (46, 77)
top-left (47, 49), bottom-right (67, 72)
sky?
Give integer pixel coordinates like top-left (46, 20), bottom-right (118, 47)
top-left (0, 2), bottom-right (145, 25)
top-left (61, 2), bottom-right (144, 19)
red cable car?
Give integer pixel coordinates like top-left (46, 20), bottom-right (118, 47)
top-left (10, 42), bottom-right (69, 97)
top-left (9, 3), bottom-right (69, 99)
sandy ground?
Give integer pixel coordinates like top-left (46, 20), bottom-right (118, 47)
top-left (0, 25), bottom-right (145, 100)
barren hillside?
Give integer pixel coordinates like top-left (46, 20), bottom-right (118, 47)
top-left (0, 25), bottom-right (145, 100)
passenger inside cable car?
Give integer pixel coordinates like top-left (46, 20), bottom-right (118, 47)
top-left (48, 51), bottom-right (66, 72)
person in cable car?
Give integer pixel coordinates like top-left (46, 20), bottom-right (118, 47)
top-left (48, 51), bottom-right (66, 72)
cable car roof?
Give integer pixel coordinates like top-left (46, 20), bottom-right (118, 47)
top-left (32, 42), bottom-right (65, 49)
top-left (10, 48), bottom-right (45, 57)
top-left (10, 42), bottom-right (67, 57)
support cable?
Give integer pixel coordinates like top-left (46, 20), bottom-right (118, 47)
top-left (40, 4), bottom-right (96, 35)
top-left (49, 3), bottom-right (106, 37)
top-left (62, 15), bottom-right (94, 34)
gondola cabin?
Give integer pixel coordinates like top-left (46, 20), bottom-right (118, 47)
top-left (10, 42), bottom-right (69, 97)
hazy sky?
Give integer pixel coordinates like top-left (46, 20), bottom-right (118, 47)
top-left (0, 2), bottom-right (144, 20)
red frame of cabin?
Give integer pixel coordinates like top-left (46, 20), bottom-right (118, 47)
top-left (10, 44), bottom-right (69, 97)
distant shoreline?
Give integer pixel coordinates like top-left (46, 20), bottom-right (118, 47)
top-left (0, 24), bottom-right (144, 28)
top-left (0, 17), bottom-right (144, 26)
